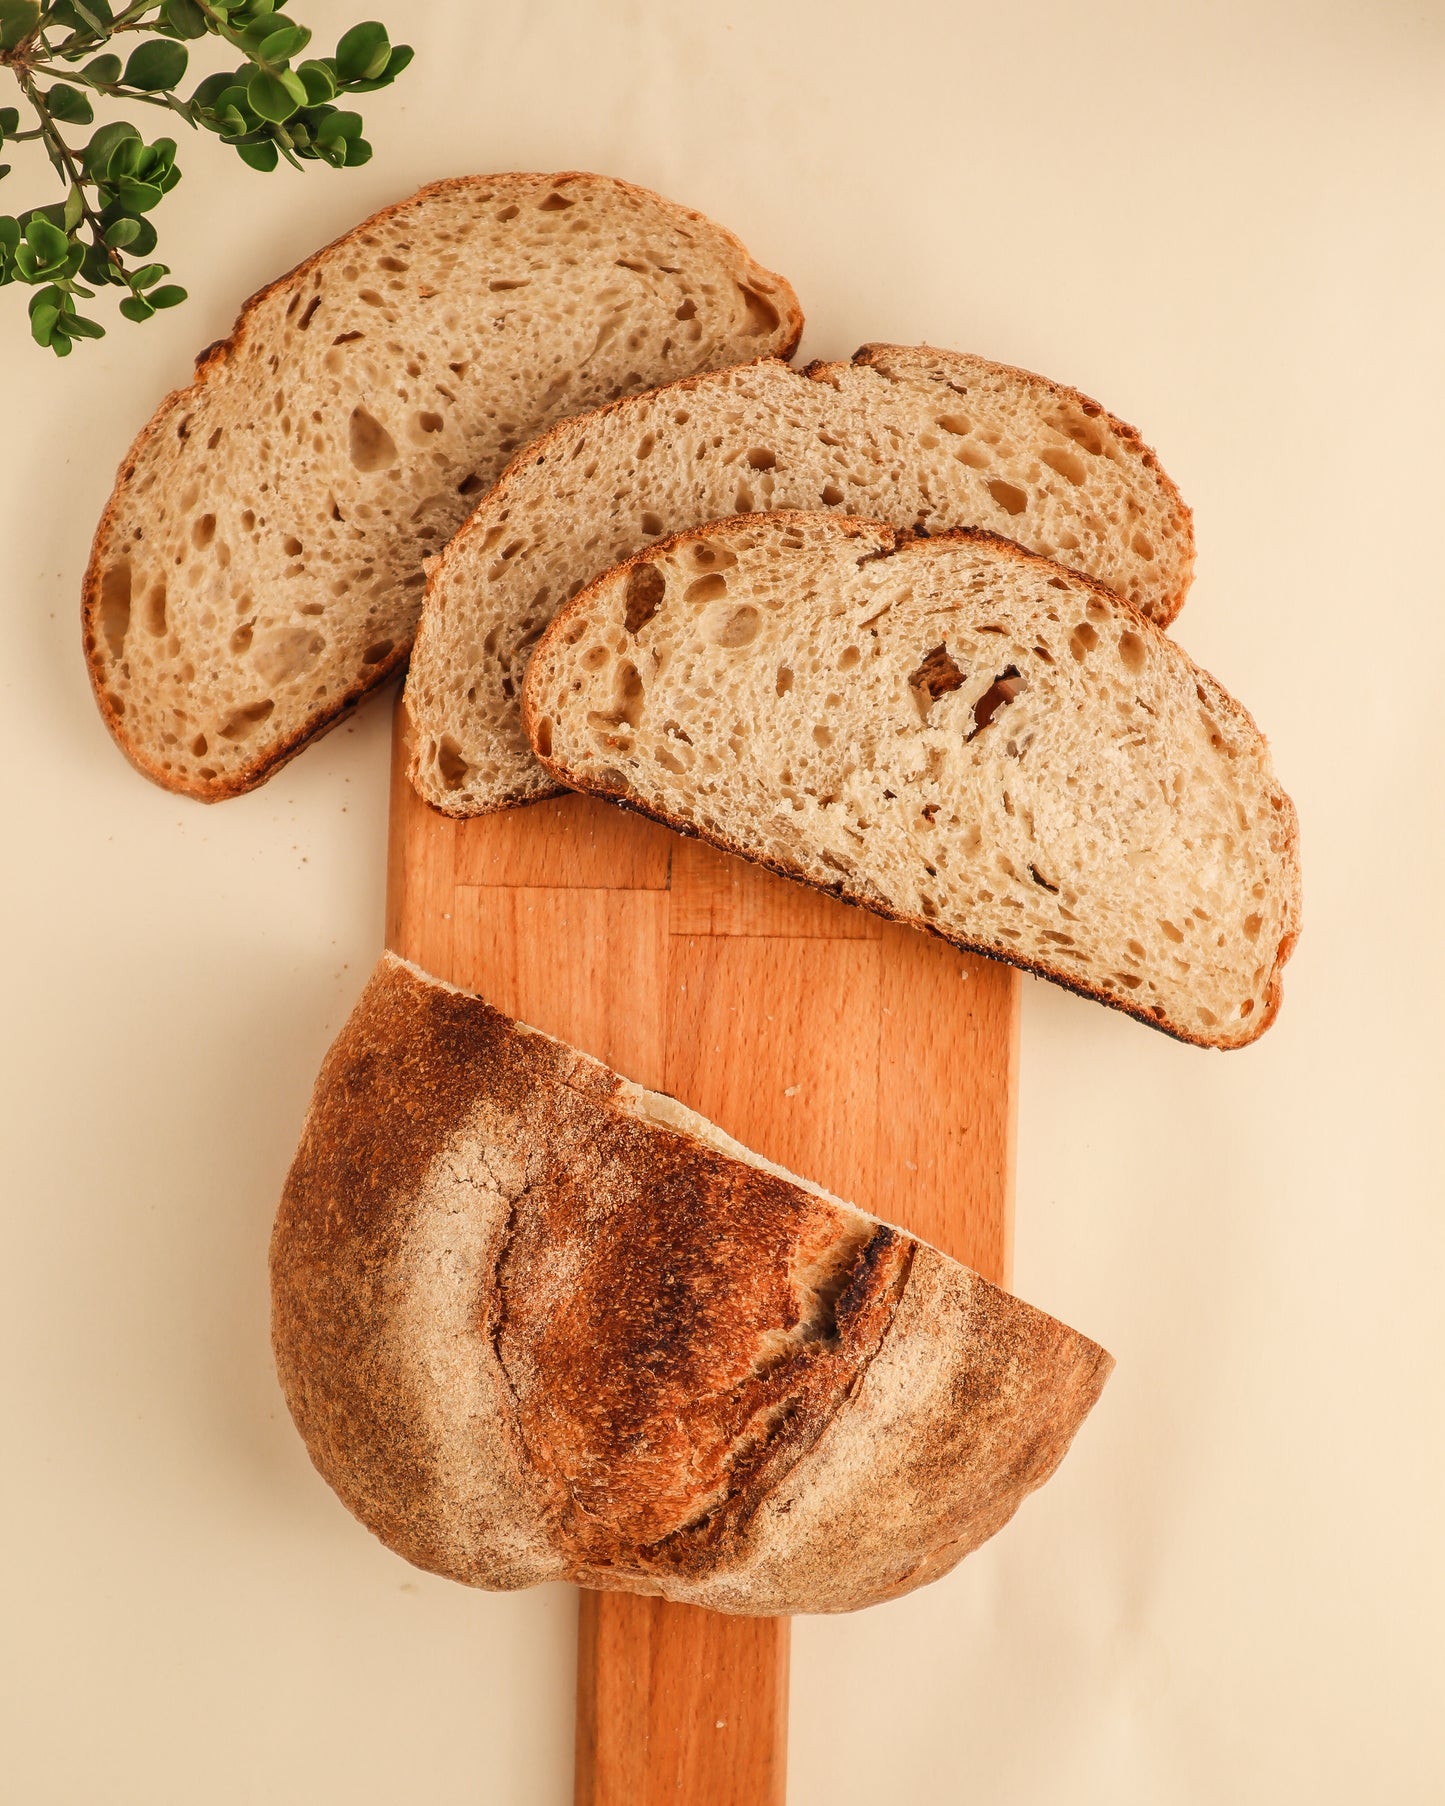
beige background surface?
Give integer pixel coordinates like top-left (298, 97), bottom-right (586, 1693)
top-left (3, 1), bottom-right (1442, 1799)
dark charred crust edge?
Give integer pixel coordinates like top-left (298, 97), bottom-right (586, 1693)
top-left (520, 512), bottom-right (1299, 1051)
top-left (82, 172), bottom-right (805, 803)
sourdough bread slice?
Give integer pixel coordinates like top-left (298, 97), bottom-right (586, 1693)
top-left (406, 345), bottom-right (1193, 814)
top-left (270, 952), bottom-right (1112, 1615)
top-left (522, 515), bottom-right (1299, 1048)
top-left (83, 172), bottom-right (802, 801)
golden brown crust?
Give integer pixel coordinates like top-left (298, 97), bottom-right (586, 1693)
top-left (271, 954), bottom-right (1113, 1612)
top-left (520, 513), bottom-right (1299, 1051)
top-left (83, 173), bottom-right (804, 802)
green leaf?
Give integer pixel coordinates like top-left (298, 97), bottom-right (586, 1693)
top-left (66, 310), bottom-right (105, 339)
top-left (296, 58), bottom-right (336, 103)
top-left (0, 0), bottom-right (41, 54)
top-left (334, 21), bottom-right (390, 83)
top-left (247, 67), bottom-right (307, 122)
top-left (256, 22), bottom-right (311, 63)
top-left (103, 216), bottom-right (141, 248)
top-left (46, 84), bottom-right (96, 126)
top-left (347, 42), bottom-right (413, 92)
top-left (162, 0), bottom-right (209, 38)
top-left (81, 53), bottom-right (123, 84)
top-left (0, 216), bottom-right (19, 254)
top-left (190, 72), bottom-right (236, 110)
top-left (234, 137), bottom-right (279, 171)
top-left (0, 108), bottom-right (19, 139)
top-left (99, 206), bottom-right (156, 255)
top-left (343, 134), bottom-right (372, 168)
top-left (119, 293), bottom-right (155, 323)
top-left (124, 39), bottom-right (190, 91)
top-left (83, 120), bottom-right (141, 179)
top-left (128, 261), bottom-right (169, 288)
top-left (150, 284), bottom-right (186, 308)
top-left (25, 215), bottom-right (72, 266)
top-left (111, 177), bottom-right (164, 213)
top-left (63, 185), bottom-right (84, 230)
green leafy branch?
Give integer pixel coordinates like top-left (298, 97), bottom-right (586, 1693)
top-left (0, 0), bottom-right (411, 354)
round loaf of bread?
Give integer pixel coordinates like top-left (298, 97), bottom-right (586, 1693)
top-left (270, 953), bottom-right (1113, 1614)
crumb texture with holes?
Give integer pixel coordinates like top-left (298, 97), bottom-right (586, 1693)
top-left (522, 515), bottom-right (1299, 1049)
top-left (406, 344), bottom-right (1193, 814)
top-left (271, 953), bottom-right (1112, 1614)
top-left (83, 172), bottom-right (802, 800)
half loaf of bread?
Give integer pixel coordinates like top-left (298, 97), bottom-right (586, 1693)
top-left (406, 345), bottom-right (1193, 814)
top-left (270, 952), bottom-right (1112, 1615)
top-left (83, 172), bottom-right (802, 801)
top-left (522, 514), bottom-right (1300, 1048)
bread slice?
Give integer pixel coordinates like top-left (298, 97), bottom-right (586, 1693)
top-left (522, 514), bottom-right (1300, 1048)
top-left (406, 345), bottom-right (1193, 815)
top-left (82, 173), bottom-right (802, 801)
top-left (271, 952), bottom-right (1113, 1615)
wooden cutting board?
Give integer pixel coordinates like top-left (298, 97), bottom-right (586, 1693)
top-left (384, 695), bottom-right (1020, 1806)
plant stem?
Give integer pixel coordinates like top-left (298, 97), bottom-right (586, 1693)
top-left (14, 67), bottom-right (143, 296)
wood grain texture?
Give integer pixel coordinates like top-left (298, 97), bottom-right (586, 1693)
top-left (385, 696), bottom-right (1019, 1804)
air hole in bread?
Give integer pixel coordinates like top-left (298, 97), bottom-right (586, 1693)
top-left (704, 603), bottom-right (761, 649)
top-left (1041, 447), bottom-right (1087, 486)
top-left (589, 661), bottom-right (645, 730)
top-left (820, 483), bottom-right (844, 506)
top-left (640, 511), bottom-right (664, 536)
top-left (686, 573), bottom-right (729, 603)
top-left (775, 665), bottom-right (794, 696)
top-left (908, 643), bottom-right (966, 719)
top-left (838, 645), bottom-right (861, 671)
top-left (219, 698), bottom-right (275, 742)
top-left (532, 717), bottom-right (553, 757)
top-left (497, 203), bottom-right (519, 221)
top-left (144, 581), bottom-right (168, 637)
top-left (282, 535), bottom-right (303, 558)
top-left (1048, 409), bottom-right (1106, 456)
top-left (1132, 531), bottom-right (1155, 561)
top-left (969, 668), bottom-right (1024, 740)
top-left (813, 723), bottom-right (833, 747)
top-left (675, 297), bottom-right (697, 321)
top-left (416, 411), bottom-right (444, 436)
top-left (1118, 630), bottom-right (1146, 674)
top-left (362, 640), bottom-right (394, 666)
top-left (253, 628), bottom-right (325, 685)
top-left (488, 277), bottom-right (530, 291)
top-left (437, 735), bottom-right (471, 788)
top-left (1243, 913), bottom-right (1263, 940)
top-left (747, 447), bottom-right (777, 470)
top-left (457, 473), bottom-right (484, 497)
top-left (349, 407), bottom-right (398, 473)
top-left (296, 295), bottom-right (322, 332)
top-left (1069, 621), bottom-right (1098, 661)
top-left (1160, 919), bottom-right (1185, 944)
top-left (98, 562), bottom-right (132, 660)
top-left (624, 563), bottom-right (666, 633)
top-left (582, 645), bottom-right (609, 671)
top-left (539, 191), bottom-right (575, 211)
top-left (738, 284), bottom-right (781, 334)
top-left (987, 479), bottom-right (1028, 516)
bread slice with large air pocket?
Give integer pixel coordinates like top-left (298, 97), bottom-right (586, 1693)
top-left (406, 344), bottom-right (1194, 815)
top-left (83, 171), bottom-right (802, 802)
top-left (270, 952), bottom-right (1113, 1615)
top-left (521, 513), bottom-right (1299, 1048)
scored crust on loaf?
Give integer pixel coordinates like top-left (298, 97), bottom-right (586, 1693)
top-left (270, 953), bottom-right (1113, 1615)
top-left (522, 515), bottom-right (1300, 1049)
top-left (405, 345), bottom-right (1193, 814)
top-left (82, 171), bottom-right (802, 801)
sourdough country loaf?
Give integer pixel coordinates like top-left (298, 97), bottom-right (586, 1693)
top-left (522, 514), bottom-right (1300, 1048)
top-left (406, 345), bottom-right (1194, 814)
top-left (270, 953), bottom-right (1113, 1614)
top-left (83, 172), bottom-right (801, 801)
